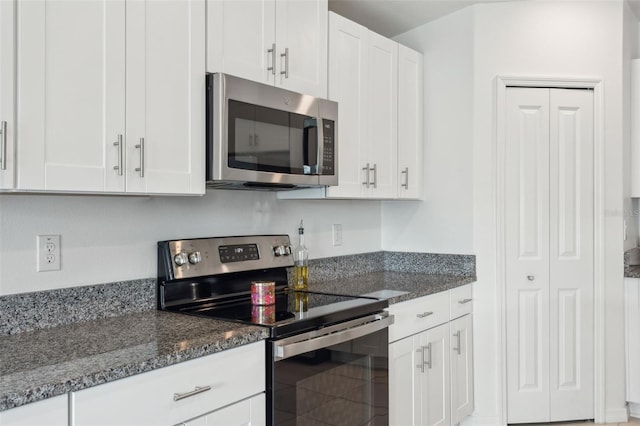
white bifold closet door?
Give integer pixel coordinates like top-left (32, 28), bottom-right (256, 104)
top-left (505, 87), bottom-right (594, 423)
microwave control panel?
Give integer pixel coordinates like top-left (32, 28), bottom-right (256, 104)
top-left (321, 119), bottom-right (335, 175)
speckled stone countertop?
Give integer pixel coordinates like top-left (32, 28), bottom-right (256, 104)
top-left (625, 248), bottom-right (640, 278)
top-left (0, 311), bottom-right (269, 411)
top-left (0, 250), bottom-right (476, 413)
top-left (307, 271), bottom-right (475, 304)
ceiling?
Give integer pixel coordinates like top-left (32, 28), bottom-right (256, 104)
top-left (327, 0), bottom-right (504, 38)
top-left (328, 0), bottom-right (640, 39)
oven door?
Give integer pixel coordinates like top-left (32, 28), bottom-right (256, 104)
top-left (268, 313), bottom-right (393, 426)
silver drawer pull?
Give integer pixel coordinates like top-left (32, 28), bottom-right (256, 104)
top-left (173, 385), bottom-right (212, 401)
top-left (458, 298), bottom-right (472, 304)
top-left (416, 311), bottom-right (433, 318)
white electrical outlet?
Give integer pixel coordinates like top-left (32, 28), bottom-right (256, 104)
top-left (332, 224), bottom-right (342, 246)
top-left (37, 235), bottom-right (61, 272)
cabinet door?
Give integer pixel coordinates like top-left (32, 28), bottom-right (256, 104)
top-left (275, 0), bottom-right (327, 97)
top-left (207, 0), bottom-right (276, 86)
top-left (626, 278), bottom-right (640, 406)
top-left (204, 394), bottom-right (266, 426)
top-left (389, 336), bottom-right (419, 426)
top-left (417, 324), bottom-right (451, 426)
top-left (0, 394), bottom-right (67, 426)
top-left (397, 45), bottom-right (423, 200)
top-left (126, 0), bottom-right (205, 195)
top-left (450, 314), bottom-right (474, 425)
top-left (16, 0), bottom-right (126, 192)
top-left (0, 0), bottom-right (15, 190)
top-left (325, 12), bottom-right (368, 198)
top-left (366, 31), bottom-right (398, 199)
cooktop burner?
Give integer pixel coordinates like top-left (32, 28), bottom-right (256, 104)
top-left (157, 235), bottom-right (388, 339)
top-left (180, 289), bottom-right (385, 338)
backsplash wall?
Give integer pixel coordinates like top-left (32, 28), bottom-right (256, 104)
top-left (0, 190), bottom-right (382, 295)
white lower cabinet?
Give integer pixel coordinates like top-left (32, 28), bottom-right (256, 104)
top-left (626, 277), bottom-right (640, 417)
top-left (184, 394), bottom-right (265, 426)
top-left (389, 285), bottom-right (474, 426)
top-left (0, 394), bottom-right (67, 426)
top-left (72, 341), bottom-right (265, 426)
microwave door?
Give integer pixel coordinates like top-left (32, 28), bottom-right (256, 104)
top-left (301, 118), bottom-right (319, 175)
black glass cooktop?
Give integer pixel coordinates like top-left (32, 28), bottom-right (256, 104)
top-left (180, 290), bottom-right (388, 339)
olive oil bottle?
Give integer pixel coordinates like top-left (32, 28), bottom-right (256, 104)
top-left (293, 220), bottom-right (308, 290)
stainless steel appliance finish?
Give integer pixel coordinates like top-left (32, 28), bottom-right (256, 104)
top-left (157, 235), bottom-right (391, 425)
top-left (206, 73), bottom-right (338, 190)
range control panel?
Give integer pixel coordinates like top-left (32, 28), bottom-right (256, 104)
top-left (159, 235), bottom-right (293, 281)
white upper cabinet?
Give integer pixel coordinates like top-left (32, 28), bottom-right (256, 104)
top-left (16, 0), bottom-right (126, 192)
top-left (15, 0), bottom-right (204, 195)
top-left (326, 12), bottom-right (398, 199)
top-left (125, 0), bottom-right (205, 195)
top-left (397, 45), bottom-right (424, 199)
top-left (631, 59), bottom-right (640, 196)
top-left (322, 12), bottom-right (368, 198)
top-left (208, 0), bottom-right (328, 98)
top-left (0, 0), bottom-right (16, 190)
top-left (365, 31), bottom-right (398, 198)
top-left (279, 12), bottom-right (422, 201)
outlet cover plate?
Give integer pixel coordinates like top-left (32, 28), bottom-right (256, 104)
top-left (37, 234), bottom-right (61, 272)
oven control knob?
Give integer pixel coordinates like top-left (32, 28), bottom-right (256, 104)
top-left (273, 245), bottom-right (291, 257)
top-left (188, 251), bottom-right (202, 265)
top-left (174, 252), bottom-right (188, 266)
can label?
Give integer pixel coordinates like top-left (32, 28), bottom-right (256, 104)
top-left (251, 281), bottom-right (275, 305)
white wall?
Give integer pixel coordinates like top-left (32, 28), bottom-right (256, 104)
top-left (394, 1), bottom-right (629, 424)
top-left (0, 191), bottom-right (382, 295)
top-left (384, 7), bottom-right (474, 254)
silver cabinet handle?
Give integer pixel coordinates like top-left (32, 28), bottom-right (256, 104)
top-left (416, 346), bottom-right (425, 373)
top-left (370, 163), bottom-right (377, 188)
top-left (416, 311), bottom-right (433, 318)
top-left (267, 43), bottom-right (276, 76)
top-left (458, 298), bottom-right (472, 305)
top-left (362, 163), bottom-right (370, 188)
top-left (527, 275), bottom-right (535, 281)
top-left (425, 343), bottom-right (432, 369)
top-left (173, 385), bottom-right (211, 401)
top-left (401, 167), bottom-right (409, 189)
top-left (113, 134), bottom-right (123, 176)
top-left (280, 47), bottom-right (289, 78)
top-left (135, 137), bottom-right (145, 177)
top-left (0, 121), bottom-right (7, 170)
top-left (453, 330), bottom-right (461, 355)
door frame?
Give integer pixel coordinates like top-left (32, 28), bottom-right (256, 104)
top-left (495, 76), bottom-right (605, 424)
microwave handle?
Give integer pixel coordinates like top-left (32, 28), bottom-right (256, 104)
top-left (316, 117), bottom-right (324, 175)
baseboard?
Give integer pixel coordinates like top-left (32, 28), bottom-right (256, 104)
top-left (629, 402), bottom-right (640, 419)
top-left (460, 415), bottom-right (501, 426)
top-left (605, 407), bottom-right (629, 423)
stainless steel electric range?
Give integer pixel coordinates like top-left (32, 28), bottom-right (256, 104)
top-left (158, 235), bottom-right (393, 426)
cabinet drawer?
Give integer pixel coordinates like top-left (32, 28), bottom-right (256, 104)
top-left (388, 291), bottom-right (450, 342)
top-left (74, 341), bottom-right (265, 426)
top-left (449, 284), bottom-right (473, 320)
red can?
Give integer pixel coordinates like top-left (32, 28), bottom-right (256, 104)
top-left (251, 281), bottom-right (275, 305)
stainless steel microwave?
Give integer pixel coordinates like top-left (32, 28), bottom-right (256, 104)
top-left (206, 73), bottom-right (338, 190)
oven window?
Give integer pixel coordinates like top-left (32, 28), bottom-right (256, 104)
top-left (271, 328), bottom-right (389, 426)
top-left (228, 100), bottom-right (318, 175)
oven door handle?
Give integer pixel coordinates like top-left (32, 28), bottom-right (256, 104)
top-left (273, 313), bottom-right (394, 361)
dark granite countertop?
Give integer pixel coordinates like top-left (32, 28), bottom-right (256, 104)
top-left (625, 248), bottom-right (640, 278)
top-left (307, 271), bottom-right (475, 304)
top-left (0, 310), bottom-right (269, 411)
top-left (0, 265), bottom-right (476, 412)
